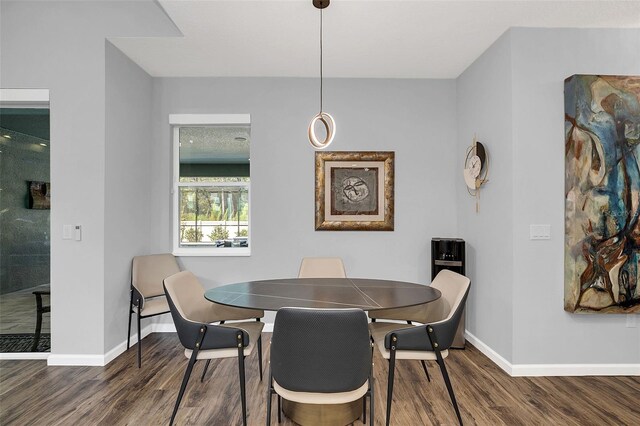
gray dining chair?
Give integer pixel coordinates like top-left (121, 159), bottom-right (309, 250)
top-left (266, 307), bottom-right (374, 425)
top-left (164, 271), bottom-right (264, 426)
top-left (298, 257), bottom-right (347, 278)
top-left (127, 253), bottom-right (181, 368)
top-left (369, 269), bottom-right (470, 426)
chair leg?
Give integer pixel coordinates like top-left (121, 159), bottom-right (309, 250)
top-left (370, 388), bottom-right (374, 426)
top-left (170, 350), bottom-right (198, 425)
top-left (238, 341), bottom-right (247, 426)
top-left (257, 334), bottom-right (263, 381)
top-left (266, 371), bottom-right (273, 426)
top-left (277, 395), bottom-right (282, 423)
top-left (136, 308), bottom-right (142, 368)
top-left (200, 359), bottom-right (211, 383)
top-left (420, 360), bottom-right (431, 382)
top-left (126, 290), bottom-right (133, 350)
top-left (427, 327), bottom-right (463, 426)
top-left (435, 352), bottom-right (463, 426)
top-left (31, 293), bottom-right (44, 352)
top-left (386, 347), bottom-right (396, 426)
top-left (362, 396), bottom-right (366, 424)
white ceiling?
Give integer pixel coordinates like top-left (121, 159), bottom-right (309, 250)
top-left (110, 0), bottom-right (640, 79)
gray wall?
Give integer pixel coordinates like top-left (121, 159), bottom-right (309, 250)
top-left (104, 42), bottom-right (155, 351)
top-left (0, 126), bottom-right (50, 294)
top-left (150, 77), bottom-right (459, 324)
top-left (510, 28), bottom-right (640, 364)
top-left (0, 0), bottom-right (179, 356)
top-left (457, 28), bottom-right (640, 365)
top-left (456, 32), bottom-right (515, 361)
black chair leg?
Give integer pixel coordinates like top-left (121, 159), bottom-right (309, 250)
top-left (200, 359), bottom-right (211, 383)
top-left (435, 351), bottom-right (463, 426)
top-left (31, 293), bottom-right (44, 352)
top-left (420, 360), bottom-right (431, 382)
top-left (277, 395), bottom-right (282, 423)
top-left (362, 396), bottom-right (366, 424)
top-left (386, 348), bottom-right (396, 426)
top-left (238, 351), bottom-right (247, 426)
top-left (370, 389), bottom-right (374, 426)
top-left (170, 351), bottom-right (198, 425)
top-left (266, 372), bottom-right (273, 426)
top-left (136, 308), bottom-right (142, 368)
top-left (257, 334), bottom-right (263, 381)
top-left (126, 290), bottom-right (133, 350)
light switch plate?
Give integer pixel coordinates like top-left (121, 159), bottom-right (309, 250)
top-left (74, 225), bottom-right (82, 241)
top-left (627, 315), bottom-right (637, 328)
top-left (63, 225), bottom-right (74, 240)
top-left (530, 224), bottom-right (551, 240)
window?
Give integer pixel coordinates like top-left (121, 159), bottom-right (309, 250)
top-left (171, 114), bottom-right (250, 256)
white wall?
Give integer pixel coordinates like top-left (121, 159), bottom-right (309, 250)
top-left (456, 32), bottom-right (515, 361)
top-left (0, 0), bottom-right (179, 357)
top-left (457, 27), bottom-right (640, 368)
top-left (104, 41), bottom-right (155, 351)
top-left (510, 28), bottom-right (640, 365)
top-left (150, 77), bottom-right (459, 323)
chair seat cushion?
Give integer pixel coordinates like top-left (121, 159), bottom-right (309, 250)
top-left (273, 379), bottom-right (369, 405)
top-left (184, 321), bottom-right (264, 360)
top-left (369, 321), bottom-right (448, 361)
top-left (134, 296), bottom-right (170, 317)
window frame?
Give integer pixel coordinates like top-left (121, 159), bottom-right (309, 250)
top-left (170, 114), bottom-right (251, 257)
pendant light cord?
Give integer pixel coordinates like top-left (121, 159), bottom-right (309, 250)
top-left (320, 7), bottom-right (323, 113)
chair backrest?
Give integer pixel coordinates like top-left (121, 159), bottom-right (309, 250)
top-left (165, 271), bottom-right (253, 350)
top-left (132, 253), bottom-right (181, 298)
top-left (163, 271), bottom-right (217, 324)
top-left (270, 308), bottom-right (371, 393)
top-left (429, 270), bottom-right (470, 349)
top-left (298, 257), bottom-right (346, 278)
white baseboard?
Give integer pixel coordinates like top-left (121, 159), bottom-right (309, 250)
top-left (464, 330), bottom-right (513, 375)
top-left (465, 330), bottom-right (640, 377)
top-left (511, 363), bottom-right (640, 376)
top-left (48, 322), bottom-right (159, 367)
top-left (0, 352), bottom-right (49, 361)
top-left (47, 354), bottom-right (106, 366)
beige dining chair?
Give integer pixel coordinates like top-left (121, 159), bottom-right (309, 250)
top-left (369, 269), bottom-right (470, 426)
top-left (298, 257), bottom-right (347, 278)
top-left (127, 253), bottom-right (181, 368)
top-left (164, 271), bottom-right (264, 426)
top-left (266, 307), bottom-right (374, 425)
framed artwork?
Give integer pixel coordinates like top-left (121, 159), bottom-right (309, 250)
top-left (315, 151), bottom-right (394, 231)
top-left (564, 74), bottom-right (640, 313)
top-left (28, 181), bottom-right (50, 210)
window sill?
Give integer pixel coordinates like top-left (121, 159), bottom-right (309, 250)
top-left (173, 248), bottom-right (250, 257)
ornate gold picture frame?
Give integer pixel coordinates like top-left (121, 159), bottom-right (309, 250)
top-left (315, 151), bottom-right (394, 231)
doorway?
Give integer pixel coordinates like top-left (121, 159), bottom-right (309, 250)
top-left (0, 90), bottom-right (50, 356)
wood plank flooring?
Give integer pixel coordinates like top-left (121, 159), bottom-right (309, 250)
top-left (1, 333), bottom-right (638, 425)
top-left (0, 284), bottom-right (50, 334)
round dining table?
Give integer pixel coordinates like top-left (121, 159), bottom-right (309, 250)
top-left (204, 277), bottom-right (441, 312)
top-left (204, 277), bottom-right (441, 426)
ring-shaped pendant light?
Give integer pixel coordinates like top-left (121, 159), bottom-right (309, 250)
top-left (308, 0), bottom-right (335, 150)
top-left (308, 112), bottom-right (336, 149)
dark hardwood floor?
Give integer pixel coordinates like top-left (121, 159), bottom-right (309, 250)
top-left (1, 333), bottom-right (638, 425)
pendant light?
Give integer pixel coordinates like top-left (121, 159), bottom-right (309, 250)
top-left (308, 0), bottom-right (336, 149)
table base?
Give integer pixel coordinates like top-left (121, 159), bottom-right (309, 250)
top-left (282, 398), bottom-right (362, 426)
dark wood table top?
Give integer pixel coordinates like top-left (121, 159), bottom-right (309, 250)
top-left (204, 278), bottom-right (441, 311)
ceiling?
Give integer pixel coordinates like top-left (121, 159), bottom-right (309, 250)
top-left (110, 0), bottom-right (640, 79)
top-left (179, 126), bottom-right (250, 163)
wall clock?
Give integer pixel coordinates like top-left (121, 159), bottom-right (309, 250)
top-left (463, 137), bottom-right (489, 212)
